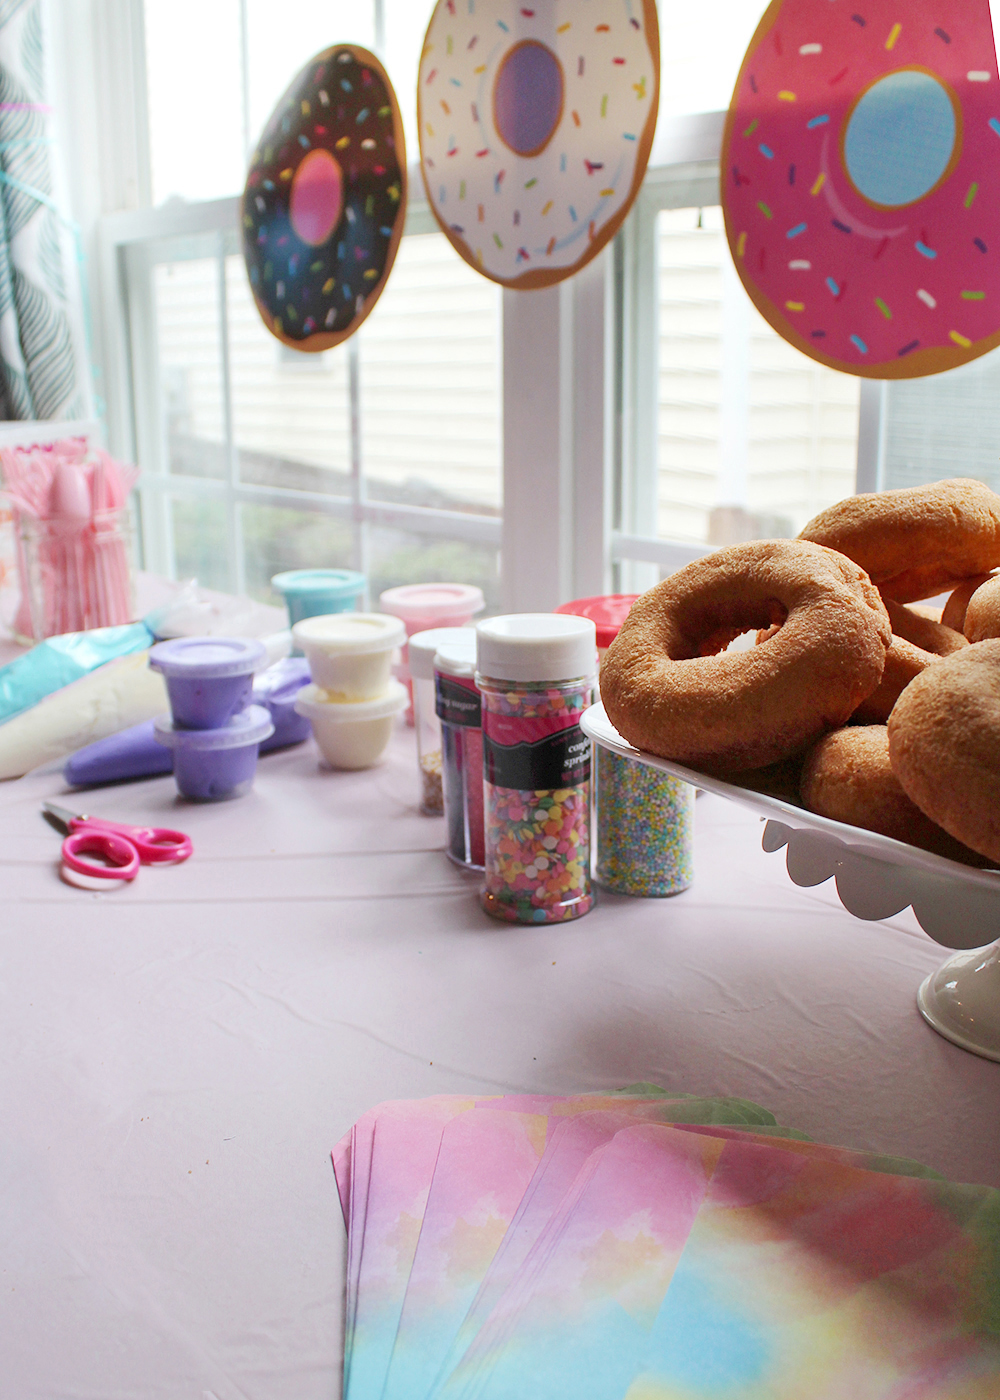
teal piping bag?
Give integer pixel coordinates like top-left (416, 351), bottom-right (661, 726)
top-left (0, 623), bottom-right (154, 725)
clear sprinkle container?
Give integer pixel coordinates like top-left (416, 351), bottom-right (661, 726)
top-left (557, 594), bottom-right (694, 898)
top-left (434, 635), bottom-right (484, 870)
top-left (408, 627), bottom-right (474, 816)
top-left (476, 614), bottom-right (596, 925)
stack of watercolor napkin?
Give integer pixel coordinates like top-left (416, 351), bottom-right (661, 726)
top-left (332, 1089), bottom-right (1000, 1399)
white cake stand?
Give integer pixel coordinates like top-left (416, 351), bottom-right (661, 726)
top-left (582, 703), bottom-right (1000, 1063)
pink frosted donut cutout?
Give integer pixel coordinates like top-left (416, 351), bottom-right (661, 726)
top-left (722, 0), bottom-right (1000, 378)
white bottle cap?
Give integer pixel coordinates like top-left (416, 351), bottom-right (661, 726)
top-left (434, 634), bottom-right (478, 680)
top-left (408, 626), bottom-right (476, 681)
top-left (475, 614), bottom-right (597, 683)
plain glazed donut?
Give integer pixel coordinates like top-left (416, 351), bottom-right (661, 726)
top-left (942, 574), bottom-right (994, 632)
top-left (722, 0), bottom-right (1000, 379)
top-left (851, 635), bottom-right (937, 724)
top-left (242, 46), bottom-right (406, 351)
top-left (888, 640), bottom-right (1000, 862)
top-left (801, 726), bottom-right (990, 866)
top-left (417, 0), bottom-right (659, 288)
top-left (600, 540), bottom-right (891, 773)
top-left (883, 599), bottom-right (967, 656)
top-left (962, 574), bottom-right (1000, 642)
top-left (799, 479), bottom-right (1000, 602)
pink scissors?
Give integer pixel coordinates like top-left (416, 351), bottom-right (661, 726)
top-left (43, 801), bottom-right (193, 885)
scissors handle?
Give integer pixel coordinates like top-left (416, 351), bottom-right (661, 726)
top-left (62, 830), bottom-right (140, 882)
top-left (69, 817), bottom-right (193, 865)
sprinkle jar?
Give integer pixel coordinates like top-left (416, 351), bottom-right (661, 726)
top-left (408, 627), bottom-right (474, 816)
top-left (557, 593), bottom-right (694, 898)
top-left (434, 635), bottom-right (484, 869)
top-left (476, 614), bottom-right (596, 925)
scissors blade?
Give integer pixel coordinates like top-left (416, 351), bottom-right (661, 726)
top-left (42, 801), bottom-right (86, 834)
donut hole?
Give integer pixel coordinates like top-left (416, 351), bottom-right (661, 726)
top-left (493, 40), bottom-right (564, 158)
top-left (684, 598), bottom-right (789, 658)
top-left (843, 68), bottom-right (960, 209)
top-left (289, 148), bottom-right (345, 247)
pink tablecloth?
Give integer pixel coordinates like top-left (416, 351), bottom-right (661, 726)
top-left (1, 723), bottom-right (997, 1399)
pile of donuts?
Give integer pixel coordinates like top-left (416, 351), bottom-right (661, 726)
top-left (600, 479), bottom-right (1000, 869)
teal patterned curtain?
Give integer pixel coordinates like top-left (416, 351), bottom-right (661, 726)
top-left (0, 0), bottom-right (87, 420)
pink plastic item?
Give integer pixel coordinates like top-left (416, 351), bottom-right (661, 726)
top-left (379, 583), bottom-right (485, 725)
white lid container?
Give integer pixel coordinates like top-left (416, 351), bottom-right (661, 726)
top-left (292, 612), bottom-right (406, 701)
top-left (295, 679), bottom-right (408, 769)
top-left (475, 613), bottom-right (597, 683)
top-left (433, 633), bottom-right (478, 680)
top-left (408, 627), bottom-right (477, 681)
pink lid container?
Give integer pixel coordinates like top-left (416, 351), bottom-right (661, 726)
top-left (379, 583), bottom-right (485, 636)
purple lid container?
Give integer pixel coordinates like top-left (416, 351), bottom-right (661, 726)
top-left (149, 637), bottom-right (267, 730)
top-left (154, 704), bottom-right (274, 802)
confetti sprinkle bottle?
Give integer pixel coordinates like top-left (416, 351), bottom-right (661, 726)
top-left (476, 615), bottom-right (597, 925)
top-left (555, 594), bottom-right (695, 899)
top-left (435, 635), bottom-right (484, 869)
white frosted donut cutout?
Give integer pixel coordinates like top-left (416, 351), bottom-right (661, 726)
top-left (418, 0), bottom-right (660, 289)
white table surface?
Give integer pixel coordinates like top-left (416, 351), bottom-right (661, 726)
top-left (2, 723), bottom-right (998, 1399)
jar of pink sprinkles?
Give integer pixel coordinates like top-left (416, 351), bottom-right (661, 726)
top-left (475, 614), bottom-right (597, 925)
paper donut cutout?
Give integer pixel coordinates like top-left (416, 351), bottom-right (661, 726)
top-left (722, 0), bottom-right (1000, 379)
top-left (242, 46), bottom-right (406, 352)
top-left (418, 0), bottom-right (660, 290)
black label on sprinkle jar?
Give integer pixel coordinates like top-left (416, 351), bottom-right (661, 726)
top-left (484, 724), bottom-right (591, 791)
top-left (435, 674), bottom-right (482, 728)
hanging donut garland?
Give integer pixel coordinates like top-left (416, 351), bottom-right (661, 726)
top-left (418, 0), bottom-right (660, 290)
top-left (241, 45), bottom-right (406, 352)
top-left (722, 0), bottom-right (1000, 379)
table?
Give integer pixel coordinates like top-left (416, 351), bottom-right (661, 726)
top-left (2, 724), bottom-right (998, 1399)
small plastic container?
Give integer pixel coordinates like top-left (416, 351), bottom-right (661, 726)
top-left (148, 636), bottom-right (266, 729)
top-left (252, 656), bottom-right (313, 749)
top-left (434, 635), bottom-right (483, 870)
top-left (476, 614), bottom-right (596, 925)
top-left (292, 612), bottom-right (405, 701)
top-left (295, 678), bottom-right (408, 770)
top-left (153, 704), bottom-right (274, 801)
top-left (380, 583), bottom-right (486, 723)
top-left (408, 627), bottom-right (476, 816)
top-left (558, 593), bottom-right (694, 898)
top-left (271, 569), bottom-right (366, 628)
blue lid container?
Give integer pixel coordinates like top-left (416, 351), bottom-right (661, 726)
top-left (154, 704), bottom-right (275, 801)
top-left (149, 636), bottom-right (266, 730)
top-left (271, 569), bottom-right (366, 628)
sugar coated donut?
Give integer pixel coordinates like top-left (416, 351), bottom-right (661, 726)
top-left (417, 0), bottom-right (659, 288)
top-left (888, 640), bottom-right (1000, 862)
top-left (942, 573), bottom-right (994, 631)
top-left (884, 598), bottom-right (967, 655)
top-left (723, 0), bottom-right (1000, 378)
top-left (799, 479), bottom-right (1000, 602)
top-left (600, 540), bottom-right (891, 772)
top-left (851, 634), bottom-right (936, 724)
top-left (801, 725), bottom-right (990, 865)
top-left (962, 573), bottom-right (1000, 641)
top-left (242, 46), bottom-right (406, 351)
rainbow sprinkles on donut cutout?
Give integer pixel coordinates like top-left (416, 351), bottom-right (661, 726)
top-left (241, 46), bottom-right (406, 352)
top-left (722, 0), bottom-right (1000, 378)
top-left (418, 0), bottom-right (660, 289)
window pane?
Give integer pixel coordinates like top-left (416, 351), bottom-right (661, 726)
top-left (359, 231), bottom-right (502, 514)
top-left (155, 258), bottom-right (226, 480)
top-left (226, 257), bottom-right (353, 492)
top-left (171, 498), bottom-right (230, 591)
top-left (145, 1), bottom-right (244, 204)
top-left (657, 3), bottom-right (767, 129)
top-left (368, 526), bottom-right (500, 611)
top-left (882, 349), bottom-right (1000, 494)
top-left (241, 504), bottom-right (355, 603)
top-left (655, 206), bottom-right (859, 546)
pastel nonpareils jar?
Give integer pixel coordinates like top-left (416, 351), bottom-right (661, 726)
top-left (476, 614), bottom-right (596, 925)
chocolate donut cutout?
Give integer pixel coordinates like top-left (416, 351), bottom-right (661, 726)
top-left (242, 46), bottom-right (406, 352)
top-left (418, 0), bottom-right (659, 289)
top-left (723, 0), bottom-right (1000, 378)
